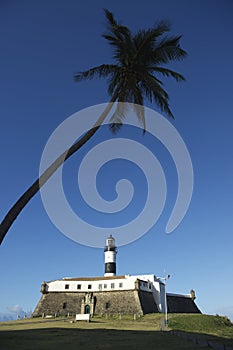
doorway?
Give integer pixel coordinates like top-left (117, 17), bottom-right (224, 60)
top-left (84, 305), bottom-right (90, 314)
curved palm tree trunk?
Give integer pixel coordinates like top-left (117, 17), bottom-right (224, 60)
top-left (0, 94), bottom-right (118, 245)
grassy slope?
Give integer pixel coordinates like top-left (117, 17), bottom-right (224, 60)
top-left (168, 313), bottom-right (233, 348)
top-left (168, 313), bottom-right (233, 338)
top-left (0, 314), bottom-right (232, 350)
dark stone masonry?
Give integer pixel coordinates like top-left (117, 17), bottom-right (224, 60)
top-left (33, 290), bottom-right (155, 316)
top-left (167, 295), bottom-right (201, 314)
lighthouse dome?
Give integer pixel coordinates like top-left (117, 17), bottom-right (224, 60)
top-left (106, 234), bottom-right (115, 248)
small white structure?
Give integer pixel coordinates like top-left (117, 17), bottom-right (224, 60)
top-left (76, 314), bottom-right (90, 322)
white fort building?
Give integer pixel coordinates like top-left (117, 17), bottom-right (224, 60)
top-left (33, 235), bottom-right (200, 317)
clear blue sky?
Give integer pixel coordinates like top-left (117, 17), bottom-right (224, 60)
top-left (0, 0), bottom-right (233, 321)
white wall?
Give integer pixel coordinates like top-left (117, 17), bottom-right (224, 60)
top-left (46, 277), bottom-right (134, 292)
top-left (45, 274), bottom-right (161, 294)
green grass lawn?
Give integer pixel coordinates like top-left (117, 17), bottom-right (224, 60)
top-left (169, 313), bottom-right (233, 338)
top-left (0, 314), bottom-right (232, 350)
top-left (168, 313), bottom-right (233, 349)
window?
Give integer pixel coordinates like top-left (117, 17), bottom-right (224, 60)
top-left (111, 283), bottom-right (115, 289)
top-left (65, 284), bottom-right (69, 290)
top-left (63, 302), bottom-right (67, 309)
top-left (88, 284), bottom-right (92, 290)
top-left (98, 284), bottom-right (102, 290)
top-left (77, 284), bottom-right (81, 290)
top-left (149, 283), bottom-right (152, 289)
top-left (105, 302), bottom-right (110, 310)
top-left (104, 284), bottom-right (107, 289)
top-left (119, 283), bottom-right (123, 288)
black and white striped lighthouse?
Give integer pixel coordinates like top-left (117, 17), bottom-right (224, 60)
top-left (104, 235), bottom-right (117, 276)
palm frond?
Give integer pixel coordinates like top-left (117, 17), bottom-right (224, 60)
top-left (107, 71), bottom-right (122, 95)
top-left (103, 9), bottom-right (131, 43)
top-left (153, 92), bottom-right (174, 118)
top-left (140, 73), bottom-right (174, 118)
top-left (151, 67), bottom-right (185, 82)
top-left (134, 21), bottom-right (170, 56)
top-left (133, 102), bottom-right (146, 132)
top-left (103, 9), bottom-right (117, 27)
top-left (74, 64), bottom-right (117, 82)
top-left (153, 35), bottom-right (187, 64)
top-left (141, 73), bottom-right (168, 98)
top-left (102, 9), bottom-right (134, 64)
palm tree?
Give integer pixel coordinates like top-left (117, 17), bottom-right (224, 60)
top-left (0, 9), bottom-right (187, 245)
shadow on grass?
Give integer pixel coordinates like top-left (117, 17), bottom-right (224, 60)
top-left (0, 327), bottom-right (211, 350)
top-left (171, 330), bottom-right (233, 349)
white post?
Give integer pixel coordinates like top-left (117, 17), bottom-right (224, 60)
top-left (164, 278), bottom-right (168, 327)
top-left (158, 273), bottom-right (170, 328)
top-left (164, 273), bottom-right (170, 327)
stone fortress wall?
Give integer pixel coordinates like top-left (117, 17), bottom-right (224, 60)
top-left (33, 283), bottom-right (200, 317)
top-left (33, 290), bottom-right (155, 317)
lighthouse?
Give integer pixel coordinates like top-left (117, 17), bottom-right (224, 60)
top-left (104, 235), bottom-right (117, 276)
